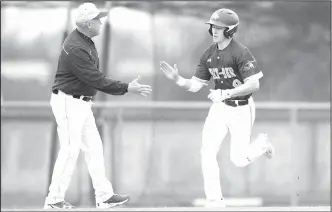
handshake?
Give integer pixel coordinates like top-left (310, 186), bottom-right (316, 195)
top-left (207, 89), bottom-right (232, 103)
top-left (129, 60), bottom-right (233, 101)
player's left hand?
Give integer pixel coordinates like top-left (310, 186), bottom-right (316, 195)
top-left (208, 89), bottom-right (232, 103)
top-left (160, 61), bottom-right (179, 82)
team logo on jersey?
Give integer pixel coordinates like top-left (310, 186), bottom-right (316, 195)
top-left (209, 67), bottom-right (236, 80)
top-left (243, 60), bottom-right (255, 71)
top-left (207, 58), bottom-right (212, 63)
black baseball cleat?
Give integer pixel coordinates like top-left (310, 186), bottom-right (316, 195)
top-left (44, 200), bottom-right (74, 209)
top-left (96, 194), bottom-right (130, 209)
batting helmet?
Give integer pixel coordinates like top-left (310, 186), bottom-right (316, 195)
top-left (206, 8), bottom-right (239, 39)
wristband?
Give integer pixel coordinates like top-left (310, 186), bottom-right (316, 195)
top-left (176, 76), bottom-right (186, 87)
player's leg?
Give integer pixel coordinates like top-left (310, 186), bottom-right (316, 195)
top-left (246, 99), bottom-right (274, 161)
top-left (200, 103), bottom-right (228, 205)
top-left (228, 104), bottom-right (253, 167)
top-left (81, 107), bottom-right (129, 208)
top-left (228, 98), bottom-right (272, 167)
top-left (45, 94), bottom-right (88, 208)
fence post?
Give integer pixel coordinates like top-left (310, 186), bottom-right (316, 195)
top-left (309, 122), bottom-right (317, 194)
top-left (289, 108), bottom-right (299, 206)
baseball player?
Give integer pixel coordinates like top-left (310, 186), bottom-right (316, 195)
top-left (160, 8), bottom-right (274, 208)
top-left (44, 3), bottom-right (152, 209)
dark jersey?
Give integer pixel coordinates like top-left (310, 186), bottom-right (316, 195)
top-left (194, 39), bottom-right (263, 100)
top-left (52, 29), bottom-right (128, 96)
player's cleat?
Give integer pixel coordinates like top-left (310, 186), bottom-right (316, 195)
top-left (96, 194), bottom-right (130, 209)
top-left (255, 133), bottom-right (274, 159)
top-left (44, 200), bottom-right (74, 209)
top-left (205, 198), bottom-right (226, 208)
top-left (264, 141), bottom-right (275, 159)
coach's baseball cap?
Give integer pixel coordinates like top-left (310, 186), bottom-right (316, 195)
top-left (76, 3), bottom-right (108, 23)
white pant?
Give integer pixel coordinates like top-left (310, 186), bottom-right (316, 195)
top-left (45, 90), bottom-right (114, 204)
top-left (201, 97), bottom-right (266, 200)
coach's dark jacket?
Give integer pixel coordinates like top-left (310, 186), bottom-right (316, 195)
top-left (52, 29), bottom-right (128, 96)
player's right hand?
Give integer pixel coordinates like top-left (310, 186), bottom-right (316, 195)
top-left (208, 89), bottom-right (231, 103)
top-left (128, 76), bottom-right (152, 97)
top-left (160, 61), bottom-right (179, 82)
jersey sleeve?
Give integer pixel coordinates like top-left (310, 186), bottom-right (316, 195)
top-left (237, 48), bottom-right (263, 82)
top-left (194, 54), bottom-right (211, 81)
top-left (66, 47), bottom-right (128, 95)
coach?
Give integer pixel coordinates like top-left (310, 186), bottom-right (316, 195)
top-left (44, 2), bottom-right (152, 209)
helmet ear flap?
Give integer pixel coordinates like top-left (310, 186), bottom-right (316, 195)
top-left (208, 25), bottom-right (212, 36)
top-left (209, 25), bottom-right (238, 38)
top-left (223, 28), bottom-right (230, 38)
top-left (223, 25), bottom-right (238, 38)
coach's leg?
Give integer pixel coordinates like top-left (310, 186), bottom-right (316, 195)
top-left (46, 95), bottom-right (87, 204)
top-left (201, 103), bottom-right (228, 202)
top-left (81, 106), bottom-right (114, 205)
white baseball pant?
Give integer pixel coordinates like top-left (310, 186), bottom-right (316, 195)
top-left (201, 97), bottom-right (267, 201)
top-left (45, 90), bottom-right (114, 204)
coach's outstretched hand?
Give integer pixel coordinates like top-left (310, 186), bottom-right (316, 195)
top-left (160, 61), bottom-right (180, 82)
top-left (128, 76), bottom-right (152, 97)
